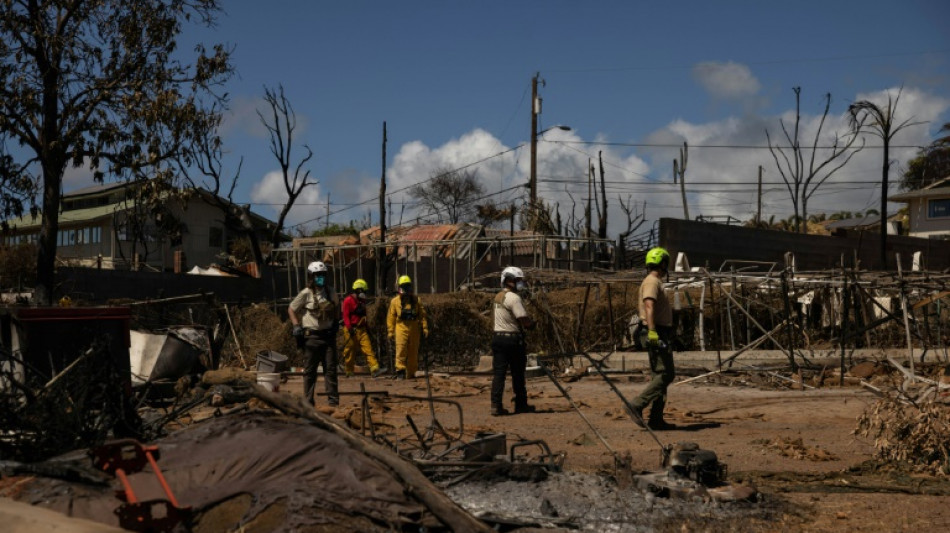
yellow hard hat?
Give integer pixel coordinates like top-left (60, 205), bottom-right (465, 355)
top-left (397, 275), bottom-right (412, 286)
top-left (352, 279), bottom-right (369, 291)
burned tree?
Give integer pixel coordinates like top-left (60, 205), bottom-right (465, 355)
top-left (0, 0), bottom-right (232, 304)
top-left (179, 111), bottom-right (267, 267)
top-left (258, 84), bottom-right (317, 251)
top-left (410, 167), bottom-right (484, 224)
top-left (848, 88), bottom-right (922, 269)
top-left (767, 87), bottom-right (864, 233)
top-left (616, 195), bottom-right (647, 268)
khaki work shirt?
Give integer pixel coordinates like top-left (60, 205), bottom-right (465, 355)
top-left (494, 289), bottom-right (528, 333)
top-left (638, 274), bottom-right (672, 327)
top-left (290, 286), bottom-right (338, 331)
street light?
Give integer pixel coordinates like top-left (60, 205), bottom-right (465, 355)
top-left (529, 73), bottom-right (572, 204)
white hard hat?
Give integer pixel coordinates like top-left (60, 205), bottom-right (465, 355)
top-left (500, 266), bottom-right (525, 286)
top-left (307, 261), bottom-right (328, 274)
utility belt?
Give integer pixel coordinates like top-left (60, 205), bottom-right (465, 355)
top-left (494, 331), bottom-right (523, 338)
top-left (303, 327), bottom-right (335, 337)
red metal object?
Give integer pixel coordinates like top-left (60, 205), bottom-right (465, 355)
top-left (91, 439), bottom-right (190, 532)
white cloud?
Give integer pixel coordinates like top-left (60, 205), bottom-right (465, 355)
top-left (639, 86), bottom-right (949, 225)
top-left (249, 170), bottom-right (322, 229)
top-left (291, 86), bottom-right (946, 238)
top-left (692, 61), bottom-right (761, 99)
top-left (382, 127), bottom-right (651, 233)
top-left (220, 94), bottom-right (310, 139)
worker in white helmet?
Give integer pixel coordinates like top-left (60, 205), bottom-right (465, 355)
top-left (490, 266), bottom-right (536, 416)
top-left (288, 261), bottom-right (340, 406)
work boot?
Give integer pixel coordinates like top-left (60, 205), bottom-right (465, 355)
top-left (648, 418), bottom-right (676, 431)
top-left (371, 365), bottom-right (388, 378)
top-left (624, 404), bottom-right (647, 429)
top-left (393, 369), bottom-right (406, 380)
top-left (344, 371), bottom-right (354, 378)
top-left (514, 403), bottom-right (537, 414)
top-left (491, 405), bottom-right (509, 416)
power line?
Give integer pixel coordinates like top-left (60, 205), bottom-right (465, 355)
top-left (537, 178), bottom-right (883, 186)
top-left (546, 139), bottom-right (925, 150)
top-left (286, 144), bottom-right (526, 230)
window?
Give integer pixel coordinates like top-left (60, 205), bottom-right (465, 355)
top-left (928, 198), bottom-right (950, 219)
top-left (209, 226), bottom-right (223, 248)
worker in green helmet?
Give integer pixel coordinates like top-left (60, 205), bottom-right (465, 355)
top-left (629, 247), bottom-right (677, 430)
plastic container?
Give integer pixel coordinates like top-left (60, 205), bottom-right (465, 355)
top-left (256, 350), bottom-right (289, 373)
top-left (257, 372), bottom-right (281, 392)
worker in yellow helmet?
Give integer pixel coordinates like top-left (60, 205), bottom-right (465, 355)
top-left (341, 279), bottom-right (386, 377)
top-left (387, 275), bottom-right (428, 380)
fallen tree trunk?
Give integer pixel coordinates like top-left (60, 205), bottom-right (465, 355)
top-left (248, 384), bottom-right (491, 533)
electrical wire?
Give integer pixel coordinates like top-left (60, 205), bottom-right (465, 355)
top-left (285, 144), bottom-right (526, 230)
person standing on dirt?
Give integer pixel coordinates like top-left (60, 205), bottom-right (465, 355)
top-left (288, 261), bottom-right (340, 406)
top-left (341, 279), bottom-right (386, 378)
top-left (490, 266), bottom-right (536, 416)
top-left (387, 275), bottom-right (428, 380)
top-left (629, 247), bottom-right (676, 430)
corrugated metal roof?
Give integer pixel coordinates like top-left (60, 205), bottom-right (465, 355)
top-left (64, 182), bottom-right (128, 198)
top-left (292, 235), bottom-right (359, 248)
top-left (890, 183), bottom-right (950, 201)
top-left (4, 202), bottom-right (120, 230)
top-left (397, 224), bottom-right (457, 242)
top-left (484, 228), bottom-right (542, 256)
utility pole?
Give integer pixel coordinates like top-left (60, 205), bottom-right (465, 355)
top-left (674, 142), bottom-right (689, 220)
top-left (586, 159), bottom-right (593, 237)
top-left (529, 72), bottom-right (541, 204)
top-left (598, 151), bottom-right (608, 239)
top-left (756, 165), bottom-right (763, 226)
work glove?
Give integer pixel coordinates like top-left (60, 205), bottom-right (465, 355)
top-left (292, 325), bottom-right (303, 337)
top-left (647, 329), bottom-right (660, 346)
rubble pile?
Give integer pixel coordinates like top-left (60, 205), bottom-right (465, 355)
top-left (855, 380), bottom-right (950, 476)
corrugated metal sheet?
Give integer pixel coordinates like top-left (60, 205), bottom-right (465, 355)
top-left (447, 223), bottom-right (484, 258)
top-left (394, 224), bottom-right (457, 260)
top-left (484, 228), bottom-right (542, 256)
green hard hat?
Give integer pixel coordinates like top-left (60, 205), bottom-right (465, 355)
top-left (645, 247), bottom-right (670, 268)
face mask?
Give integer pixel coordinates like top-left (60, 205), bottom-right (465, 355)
top-left (314, 276), bottom-right (326, 287)
top-left (357, 292), bottom-right (367, 300)
top-left (515, 281), bottom-right (528, 292)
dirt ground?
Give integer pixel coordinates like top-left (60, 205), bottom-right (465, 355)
top-left (285, 368), bottom-right (950, 532)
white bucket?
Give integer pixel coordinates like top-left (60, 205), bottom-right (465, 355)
top-left (257, 372), bottom-right (281, 392)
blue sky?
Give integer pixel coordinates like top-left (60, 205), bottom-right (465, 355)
top-left (65, 1), bottom-right (950, 237)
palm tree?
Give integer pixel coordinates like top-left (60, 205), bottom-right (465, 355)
top-left (848, 88), bottom-right (923, 268)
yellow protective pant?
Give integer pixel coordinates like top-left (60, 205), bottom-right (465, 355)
top-left (393, 321), bottom-right (423, 378)
top-left (342, 327), bottom-right (380, 373)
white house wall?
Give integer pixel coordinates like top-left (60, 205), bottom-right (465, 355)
top-left (171, 199), bottom-right (229, 269)
top-left (906, 196), bottom-right (950, 238)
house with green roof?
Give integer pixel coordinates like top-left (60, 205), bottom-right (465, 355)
top-left (1, 181), bottom-right (279, 272)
